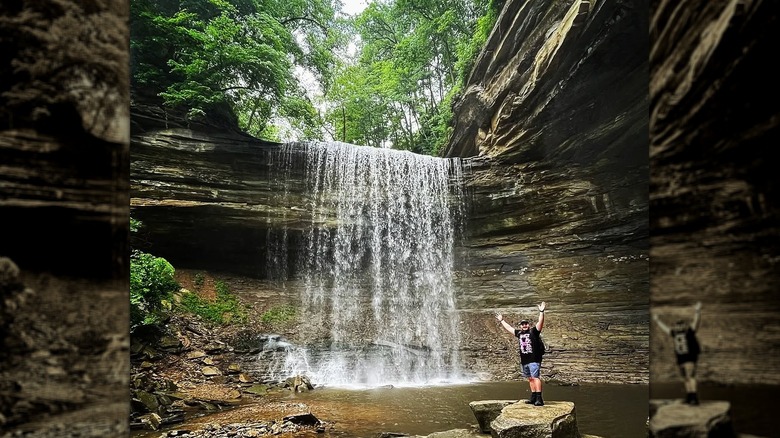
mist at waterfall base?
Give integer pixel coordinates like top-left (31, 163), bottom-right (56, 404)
top-left (264, 141), bottom-right (473, 388)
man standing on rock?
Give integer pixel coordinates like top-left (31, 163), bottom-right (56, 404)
top-left (496, 301), bottom-right (546, 406)
top-left (653, 301), bottom-right (702, 405)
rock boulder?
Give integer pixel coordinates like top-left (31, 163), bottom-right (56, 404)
top-left (489, 401), bottom-right (585, 438)
top-left (648, 399), bottom-right (736, 438)
top-left (469, 400), bottom-right (517, 433)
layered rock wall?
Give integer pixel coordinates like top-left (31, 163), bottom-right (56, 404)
top-left (649, 1), bottom-right (780, 384)
top-left (442, 0), bottom-right (649, 383)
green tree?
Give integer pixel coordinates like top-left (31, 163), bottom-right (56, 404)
top-left (324, 0), bottom-right (498, 155)
top-left (131, 0), bottom-right (340, 136)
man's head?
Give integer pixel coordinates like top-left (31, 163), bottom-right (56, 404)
top-left (674, 319), bottom-right (688, 331)
top-left (519, 319), bottom-right (530, 329)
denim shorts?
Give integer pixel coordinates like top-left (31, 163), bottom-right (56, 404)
top-left (520, 362), bottom-right (541, 379)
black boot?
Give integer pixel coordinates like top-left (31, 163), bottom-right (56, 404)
top-left (686, 392), bottom-right (699, 405)
top-left (524, 392), bottom-right (538, 404)
top-left (534, 393), bottom-right (544, 406)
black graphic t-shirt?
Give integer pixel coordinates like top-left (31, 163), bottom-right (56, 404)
top-left (514, 326), bottom-right (543, 365)
top-left (670, 327), bottom-right (700, 364)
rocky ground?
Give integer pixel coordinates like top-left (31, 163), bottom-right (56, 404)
top-left (128, 270), bottom-right (335, 438)
top-left (0, 258), bottom-right (129, 437)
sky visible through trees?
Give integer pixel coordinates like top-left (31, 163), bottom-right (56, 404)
top-left (130, 0), bottom-right (502, 156)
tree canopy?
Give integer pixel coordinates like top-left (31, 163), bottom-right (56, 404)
top-left (130, 0), bottom-right (502, 154)
top-left (0, 0), bottom-right (129, 138)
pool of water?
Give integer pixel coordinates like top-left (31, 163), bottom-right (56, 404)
top-left (275, 381), bottom-right (649, 437)
top-left (132, 381), bottom-right (649, 437)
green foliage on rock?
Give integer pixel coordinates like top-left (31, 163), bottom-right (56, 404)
top-left (260, 304), bottom-right (297, 325)
top-left (178, 280), bottom-right (247, 325)
top-left (130, 250), bottom-right (180, 327)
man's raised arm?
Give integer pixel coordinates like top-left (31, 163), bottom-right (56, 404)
top-left (496, 313), bottom-right (515, 334)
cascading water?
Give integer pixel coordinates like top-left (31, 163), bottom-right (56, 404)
top-left (263, 140), bottom-right (469, 388)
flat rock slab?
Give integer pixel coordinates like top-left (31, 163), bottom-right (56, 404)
top-left (490, 401), bottom-right (581, 438)
top-left (649, 399), bottom-right (735, 437)
top-left (424, 429), bottom-right (485, 437)
top-left (469, 400), bottom-right (517, 433)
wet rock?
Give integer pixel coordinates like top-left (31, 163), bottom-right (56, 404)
top-left (243, 384), bottom-right (268, 395)
top-left (468, 400), bottom-right (517, 433)
top-left (284, 375), bottom-right (313, 393)
top-left (649, 0), bottom-right (780, 386)
top-left (283, 412), bottom-right (319, 426)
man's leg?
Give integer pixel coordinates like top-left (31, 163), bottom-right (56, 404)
top-left (521, 364), bottom-right (537, 404)
top-left (528, 363), bottom-right (544, 406)
top-left (681, 362), bottom-right (698, 404)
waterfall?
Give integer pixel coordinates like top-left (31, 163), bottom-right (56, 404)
top-left (264, 140), bottom-right (468, 387)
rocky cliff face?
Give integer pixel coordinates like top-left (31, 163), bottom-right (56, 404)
top-left (0, 1), bottom-right (130, 433)
top-left (443, 0), bottom-right (649, 384)
top-left (130, 0), bottom-right (649, 384)
top-left (649, 1), bottom-right (780, 385)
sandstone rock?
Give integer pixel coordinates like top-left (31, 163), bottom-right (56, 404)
top-left (426, 429), bottom-right (483, 437)
top-left (134, 390), bottom-right (159, 413)
top-left (648, 399), bottom-right (735, 438)
top-left (158, 335), bottom-right (182, 351)
top-left (244, 384), bottom-right (268, 395)
top-left (238, 373), bottom-right (253, 383)
top-left (468, 400), bottom-right (517, 433)
top-left (186, 350), bottom-right (207, 360)
top-left (139, 412), bottom-right (162, 430)
top-left (490, 401), bottom-right (581, 438)
top-left (201, 366), bottom-right (221, 376)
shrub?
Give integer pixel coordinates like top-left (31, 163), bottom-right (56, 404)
top-left (130, 250), bottom-right (180, 327)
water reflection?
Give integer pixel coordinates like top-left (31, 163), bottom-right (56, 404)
top-left (284, 381), bottom-right (649, 437)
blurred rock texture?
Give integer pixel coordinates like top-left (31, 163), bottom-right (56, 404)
top-left (0, 0), bottom-right (130, 435)
top-left (131, 0), bottom-right (650, 384)
top-left (649, 0), bottom-right (780, 384)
